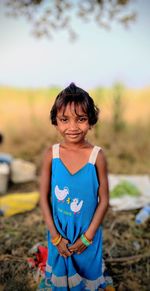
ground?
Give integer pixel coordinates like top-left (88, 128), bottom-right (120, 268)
top-left (0, 182), bottom-right (150, 291)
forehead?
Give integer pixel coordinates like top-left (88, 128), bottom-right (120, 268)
top-left (57, 102), bottom-right (87, 116)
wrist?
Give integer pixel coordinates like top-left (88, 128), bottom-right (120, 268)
top-left (50, 230), bottom-right (59, 241)
top-left (80, 233), bottom-right (92, 247)
top-left (51, 234), bottom-right (62, 246)
top-left (84, 231), bottom-right (94, 241)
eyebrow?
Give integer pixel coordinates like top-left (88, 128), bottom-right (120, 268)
top-left (57, 114), bottom-right (88, 117)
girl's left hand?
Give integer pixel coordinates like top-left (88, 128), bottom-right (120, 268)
top-left (68, 238), bottom-right (87, 254)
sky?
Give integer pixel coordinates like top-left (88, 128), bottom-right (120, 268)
top-left (0, 0), bottom-right (150, 90)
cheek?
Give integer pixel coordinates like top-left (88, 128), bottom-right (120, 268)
top-left (84, 121), bottom-right (91, 129)
top-left (80, 124), bottom-right (90, 132)
top-left (56, 123), bottom-right (67, 132)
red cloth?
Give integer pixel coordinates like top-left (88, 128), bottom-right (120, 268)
top-left (27, 245), bottom-right (48, 275)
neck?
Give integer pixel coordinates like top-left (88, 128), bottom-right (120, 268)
top-left (61, 140), bottom-right (90, 150)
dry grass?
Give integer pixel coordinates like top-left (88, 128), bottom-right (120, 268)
top-left (0, 86), bottom-right (150, 174)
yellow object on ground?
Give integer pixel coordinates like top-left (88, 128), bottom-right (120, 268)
top-left (0, 192), bottom-right (40, 216)
top-left (105, 286), bottom-right (116, 291)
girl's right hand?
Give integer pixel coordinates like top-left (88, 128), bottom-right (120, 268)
top-left (56, 238), bottom-right (73, 258)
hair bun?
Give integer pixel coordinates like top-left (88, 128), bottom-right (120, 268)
top-left (70, 82), bottom-right (76, 88)
top-left (69, 82), bottom-right (76, 93)
top-left (70, 82), bottom-right (76, 87)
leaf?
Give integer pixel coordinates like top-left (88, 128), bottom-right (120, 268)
top-left (110, 180), bottom-right (141, 198)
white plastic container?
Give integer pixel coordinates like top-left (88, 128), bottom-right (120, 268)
top-left (10, 159), bottom-right (36, 183)
top-left (0, 163), bottom-right (10, 194)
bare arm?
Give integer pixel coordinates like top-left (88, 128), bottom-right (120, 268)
top-left (85, 149), bottom-right (109, 240)
top-left (40, 147), bottom-right (59, 239)
top-left (40, 147), bottom-right (72, 257)
top-left (68, 149), bottom-right (109, 254)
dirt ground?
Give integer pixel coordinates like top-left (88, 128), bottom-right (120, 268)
top-left (0, 182), bottom-right (150, 291)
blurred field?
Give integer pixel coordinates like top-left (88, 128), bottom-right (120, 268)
top-left (0, 86), bottom-right (150, 174)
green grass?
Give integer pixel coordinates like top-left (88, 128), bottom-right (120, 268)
top-left (110, 180), bottom-right (141, 198)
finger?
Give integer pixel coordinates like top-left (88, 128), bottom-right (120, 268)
top-left (61, 254), bottom-right (67, 258)
top-left (64, 248), bottom-right (72, 256)
top-left (59, 250), bottom-right (67, 257)
top-left (59, 244), bottom-right (72, 256)
top-left (73, 243), bottom-right (83, 252)
top-left (63, 244), bottom-right (73, 254)
top-left (68, 248), bottom-right (74, 252)
top-left (68, 243), bottom-right (79, 252)
top-left (63, 239), bottom-right (69, 244)
top-left (57, 241), bottom-right (70, 252)
top-left (77, 245), bottom-right (86, 254)
top-left (68, 247), bottom-right (75, 252)
top-left (68, 243), bottom-right (75, 250)
top-left (61, 251), bottom-right (71, 258)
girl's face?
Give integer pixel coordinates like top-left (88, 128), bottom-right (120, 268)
top-left (56, 102), bottom-right (91, 144)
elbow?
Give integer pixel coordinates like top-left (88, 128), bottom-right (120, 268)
top-left (103, 200), bottom-right (109, 211)
top-left (100, 198), bottom-right (109, 212)
top-left (40, 191), bottom-right (51, 210)
top-left (39, 193), bottom-right (46, 210)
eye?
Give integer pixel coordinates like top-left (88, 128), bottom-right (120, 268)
top-left (60, 118), bottom-right (68, 123)
top-left (78, 117), bottom-right (88, 123)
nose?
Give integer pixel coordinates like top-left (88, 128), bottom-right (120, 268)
top-left (69, 120), bottom-right (78, 130)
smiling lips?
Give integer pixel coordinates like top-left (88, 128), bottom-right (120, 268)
top-left (66, 132), bottom-right (81, 137)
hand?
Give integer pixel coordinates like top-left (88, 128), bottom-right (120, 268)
top-left (68, 237), bottom-right (87, 254)
top-left (56, 238), bottom-right (73, 258)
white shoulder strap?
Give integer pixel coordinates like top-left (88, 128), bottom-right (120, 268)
top-left (52, 144), bottom-right (60, 158)
top-left (89, 146), bottom-right (102, 165)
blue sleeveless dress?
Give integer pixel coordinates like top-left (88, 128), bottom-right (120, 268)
top-left (45, 144), bottom-right (110, 291)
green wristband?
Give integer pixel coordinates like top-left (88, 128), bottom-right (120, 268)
top-left (80, 234), bottom-right (91, 247)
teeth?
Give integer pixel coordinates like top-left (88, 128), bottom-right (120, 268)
top-left (67, 134), bottom-right (79, 137)
top-left (68, 134), bottom-right (79, 135)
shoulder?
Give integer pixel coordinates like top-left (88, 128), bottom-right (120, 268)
top-left (42, 146), bottom-right (53, 166)
top-left (95, 147), bottom-right (108, 173)
top-left (96, 147), bottom-right (106, 162)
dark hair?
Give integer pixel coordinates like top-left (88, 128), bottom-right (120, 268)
top-left (0, 133), bottom-right (4, 144)
top-left (50, 83), bottom-right (99, 126)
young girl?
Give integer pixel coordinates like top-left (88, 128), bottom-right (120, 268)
top-left (40, 83), bottom-right (114, 291)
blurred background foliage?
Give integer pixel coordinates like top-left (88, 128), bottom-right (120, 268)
top-left (0, 85), bottom-right (150, 175)
top-left (4, 0), bottom-right (136, 40)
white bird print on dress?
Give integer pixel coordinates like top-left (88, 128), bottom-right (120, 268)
top-left (54, 185), bottom-right (69, 201)
top-left (70, 198), bottom-right (83, 213)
